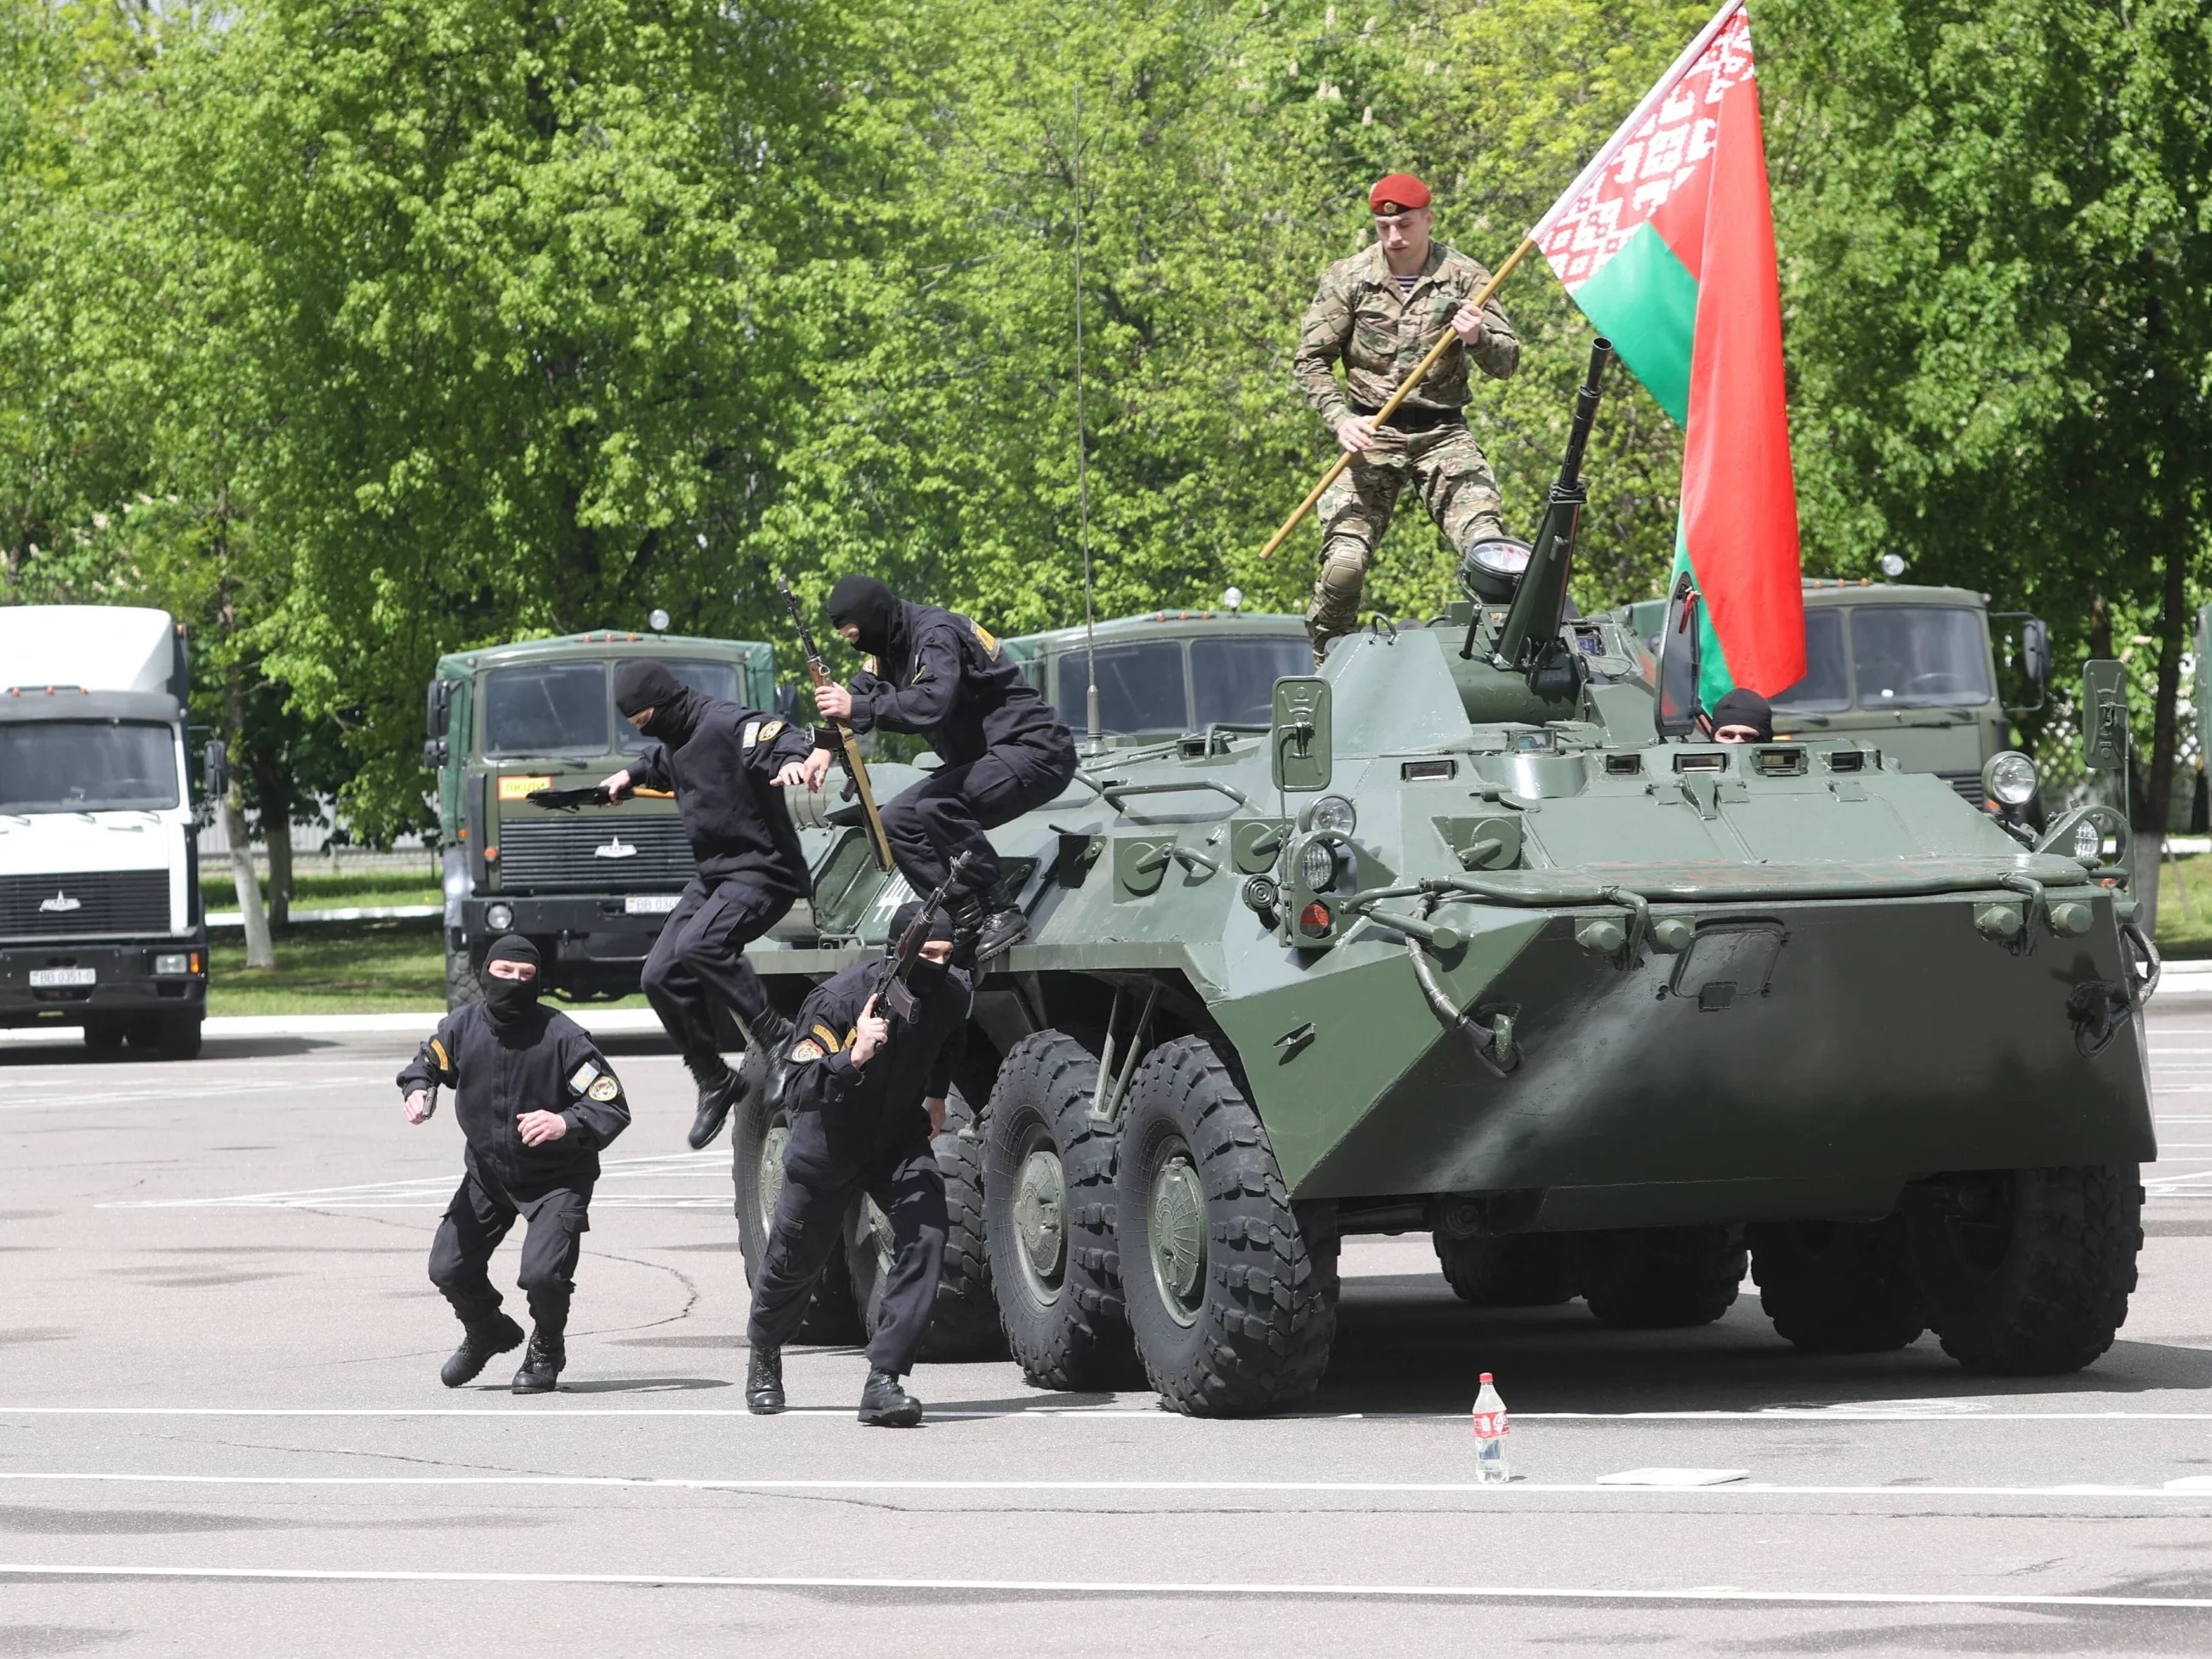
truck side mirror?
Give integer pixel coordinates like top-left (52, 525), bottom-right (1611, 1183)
top-left (425, 678), bottom-right (453, 738)
top-left (422, 738), bottom-right (448, 769)
top-left (1654, 573), bottom-right (1704, 740)
top-left (2080, 660), bottom-right (2129, 772)
top-left (1271, 677), bottom-right (1331, 793)
top-left (202, 738), bottom-right (230, 801)
top-left (2021, 619), bottom-right (2050, 686)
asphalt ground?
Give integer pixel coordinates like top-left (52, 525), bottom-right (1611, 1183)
top-left (3, 1007), bottom-right (2211, 1656)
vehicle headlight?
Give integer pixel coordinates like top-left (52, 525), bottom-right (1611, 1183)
top-left (1468, 538), bottom-right (1531, 579)
top-left (1299, 839), bottom-right (1341, 893)
top-left (1308, 795), bottom-right (1357, 836)
top-left (1982, 750), bottom-right (2038, 808)
top-left (486, 903), bottom-right (515, 932)
top-left (2072, 818), bottom-right (2105, 863)
top-left (152, 953), bottom-right (191, 976)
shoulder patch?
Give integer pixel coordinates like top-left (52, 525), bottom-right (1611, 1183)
top-left (568, 1060), bottom-right (601, 1093)
top-left (430, 1037), bottom-right (449, 1071)
top-left (790, 1039), bottom-right (824, 1063)
top-left (970, 620), bottom-right (1000, 657)
top-left (809, 1022), bottom-right (843, 1053)
top-left (759, 719), bottom-right (784, 741)
top-left (864, 655), bottom-right (878, 675)
top-left (586, 1074), bottom-right (621, 1103)
top-left (742, 719), bottom-right (761, 749)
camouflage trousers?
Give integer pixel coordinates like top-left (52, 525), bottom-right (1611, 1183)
top-left (1308, 420), bottom-right (1504, 662)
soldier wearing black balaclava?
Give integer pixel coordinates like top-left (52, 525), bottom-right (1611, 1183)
top-left (597, 658), bottom-right (817, 1149)
top-left (399, 936), bottom-right (630, 1394)
top-left (744, 900), bottom-right (969, 1427)
top-left (786, 577), bottom-right (1076, 964)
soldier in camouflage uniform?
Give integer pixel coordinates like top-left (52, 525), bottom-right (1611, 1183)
top-left (1292, 172), bottom-right (1519, 664)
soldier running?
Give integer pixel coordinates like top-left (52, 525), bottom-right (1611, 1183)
top-left (783, 577), bottom-right (1076, 966)
top-left (1292, 170), bottom-right (1520, 665)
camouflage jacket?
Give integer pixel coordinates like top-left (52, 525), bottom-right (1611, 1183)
top-left (1293, 241), bottom-right (1519, 429)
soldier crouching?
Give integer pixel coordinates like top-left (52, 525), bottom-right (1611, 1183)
top-left (399, 936), bottom-right (631, 1394)
top-left (744, 901), bottom-right (969, 1426)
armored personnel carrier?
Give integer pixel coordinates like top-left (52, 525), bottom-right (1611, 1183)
top-left (736, 343), bottom-right (2156, 1411)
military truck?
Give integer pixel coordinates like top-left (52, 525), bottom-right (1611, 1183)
top-left (424, 628), bottom-right (778, 1006)
top-left (733, 345), bottom-right (2151, 1413)
top-left (1004, 610), bottom-right (1313, 744)
top-left (1622, 580), bottom-right (2050, 807)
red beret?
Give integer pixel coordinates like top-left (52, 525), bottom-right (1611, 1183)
top-left (1369, 173), bottom-right (1432, 214)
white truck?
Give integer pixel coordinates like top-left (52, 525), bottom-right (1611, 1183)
top-left (0, 605), bottom-right (215, 1058)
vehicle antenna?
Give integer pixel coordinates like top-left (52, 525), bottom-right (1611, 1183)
top-left (1073, 79), bottom-right (1102, 756)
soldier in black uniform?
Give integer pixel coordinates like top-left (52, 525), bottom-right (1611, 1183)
top-left (744, 901), bottom-right (970, 1427)
top-left (399, 936), bottom-right (630, 1394)
top-left (787, 577), bottom-right (1075, 964)
top-left (599, 659), bottom-right (816, 1149)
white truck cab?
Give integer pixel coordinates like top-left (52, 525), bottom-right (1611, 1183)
top-left (0, 606), bottom-right (212, 1058)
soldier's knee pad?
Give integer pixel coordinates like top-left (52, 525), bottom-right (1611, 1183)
top-left (1316, 544), bottom-right (1367, 601)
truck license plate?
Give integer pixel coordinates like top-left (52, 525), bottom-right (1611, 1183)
top-left (30, 967), bottom-right (95, 989)
top-left (624, 895), bottom-right (680, 915)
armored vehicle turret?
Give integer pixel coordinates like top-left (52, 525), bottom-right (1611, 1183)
top-left (735, 344), bottom-right (2156, 1411)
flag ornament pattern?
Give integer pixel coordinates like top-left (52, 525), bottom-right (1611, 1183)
top-left (1532, 0), bottom-right (1804, 702)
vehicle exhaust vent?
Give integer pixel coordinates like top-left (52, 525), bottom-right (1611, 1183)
top-left (1603, 754), bottom-right (1643, 776)
top-left (1752, 747), bottom-right (1806, 777)
top-left (1400, 758), bottom-right (1457, 782)
top-left (1673, 752), bottom-right (1728, 773)
top-left (1934, 768), bottom-right (1985, 804)
top-left (1827, 750), bottom-right (1867, 774)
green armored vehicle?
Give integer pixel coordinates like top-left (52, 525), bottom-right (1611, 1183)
top-left (424, 626), bottom-right (778, 1006)
top-left (735, 345), bottom-right (2154, 1412)
top-left (1004, 609), bottom-right (1312, 744)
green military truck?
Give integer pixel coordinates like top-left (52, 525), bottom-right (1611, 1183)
top-left (1623, 579), bottom-right (2050, 806)
top-left (1004, 608), bottom-right (1313, 744)
top-left (423, 628), bottom-right (779, 1007)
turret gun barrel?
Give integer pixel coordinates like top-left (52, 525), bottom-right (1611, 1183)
top-left (1492, 339), bottom-right (1612, 671)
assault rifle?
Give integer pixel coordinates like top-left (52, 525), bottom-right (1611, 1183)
top-left (883, 852), bottom-right (972, 1023)
top-left (778, 575), bottom-right (893, 871)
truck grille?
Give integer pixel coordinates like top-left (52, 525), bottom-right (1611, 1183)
top-left (1935, 769), bottom-right (1986, 806)
top-left (0, 869), bottom-right (170, 938)
top-left (494, 816), bottom-right (695, 892)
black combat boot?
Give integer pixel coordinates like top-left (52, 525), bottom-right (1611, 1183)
top-left (511, 1329), bottom-right (565, 1394)
top-left (746, 1344), bottom-right (785, 1416)
top-left (687, 1062), bottom-right (746, 1151)
top-left (948, 897), bottom-right (986, 972)
top-left (439, 1312), bottom-right (524, 1388)
top-left (756, 1012), bottom-right (797, 1111)
top-left (973, 909), bottom-right (1029, 965)
top-left (858, 1366), bottom-right (923, 1428)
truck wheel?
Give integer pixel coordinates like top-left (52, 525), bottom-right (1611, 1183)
top-left (847, 1082), bottom-right (1005, 1362)
top-left (983, 1032), bottom-right (1140, 1390)
top-left (1116, 1035), bottom-right (1338, 1417)
top-left (83, 1018), bottom-right (127, 1054)
top-left (154, 1012), bottom-right (202, 1063)
top-left (731, 1043), bottom-right (863, 1346)
top-left (1907, 1166), bottom-right (2142, 1375)
top-left (1572, 1226), bottom-right (1745, 1328)
top-left (1433, 1233), bottom-right (1576, 1307)
top-left (1749, 1217), bottom-right (1924, 1353)
top-left (445, 946), bottom-right (484, 1010)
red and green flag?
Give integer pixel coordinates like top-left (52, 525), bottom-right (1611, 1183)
top-left (1531, 0), bottom-right (1804, 702)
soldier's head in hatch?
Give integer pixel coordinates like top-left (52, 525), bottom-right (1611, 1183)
top-left (1703, 688), bottom-right (1775, 744)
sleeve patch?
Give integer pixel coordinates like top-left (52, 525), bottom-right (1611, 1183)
top-left (742, 720), bottom-right (761, 749)
top-left (971, 621), bottom-right (1000, 656)
top-left (809, 1022), bottom-right (844, 1053)
top-left (586, 1074), bottom-right (621, 1103)
top-left (430, 1038), bottom-right (449, 1071)
top-left (759, 719), bottom-right (784, 741)
top-left (568, 1061), bottom-right (601, 1093)
top-left (790, 1039), bottom-right (825, 1063)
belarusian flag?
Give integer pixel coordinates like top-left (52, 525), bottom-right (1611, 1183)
top-left (1531, 0), bottom-right (1804, 702)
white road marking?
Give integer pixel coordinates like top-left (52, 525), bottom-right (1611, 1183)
top-left (1595, 1469), bottom-right (1747, 1487)
top-left (1, 1565), bottom-right (2208, 1608)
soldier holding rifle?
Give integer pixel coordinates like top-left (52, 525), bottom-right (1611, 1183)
top-left (1293, 172), bottom-right (1521, 664)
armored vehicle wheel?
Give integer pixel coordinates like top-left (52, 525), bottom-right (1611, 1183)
top-left (444, 946), bottom-right (484, 1010)
top-left (1907, 1166), bottom-right (2142, 1375)
top-left (1572, 1226), bottom-right (1745, 1329)
top-left (1749, 1217), bottom-right (1924, 1353)
top-left (845, 1083), bottom-right (1004, 1362)
top-left (732, 1043), bottom-right (864, 1346)
top-left (1116, 1035), bottom-right (1338, 1417)
top-left (1433, 1233), bottom-right (1576, 1307)
top-left (983, 1032), bottom-right (1140, 1390)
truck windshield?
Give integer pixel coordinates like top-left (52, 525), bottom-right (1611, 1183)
top-left (1056, 641), bottom-right (1187, 735)
top-left (1853, 606), bottom-right (1992, 708)
top-left (1192, 637), bottom-right (1311, 727)
top-left (0, 721), bottom-right (179, 812)
top-left (615, 661), bottom-right (740, 752)
top-left (1772, 610), bottom-right (1850, 712)
top-left (482, 664), bottom-right (609, 757)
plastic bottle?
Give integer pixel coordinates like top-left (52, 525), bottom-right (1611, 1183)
top-left (1472, 1371), bottom-right (1509, 1484)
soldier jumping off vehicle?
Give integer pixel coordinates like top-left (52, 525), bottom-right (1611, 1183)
top-left (1293, 170), bottom-right (1520, 665)
top-left (399, 936), bottom-right (631, 1395)
top-left (784, 577), bottom-right (1076, 966)
top-left (597, 659), bottom-right (816, 1150)
top-left (743, 899), bottom-right (972, 1427)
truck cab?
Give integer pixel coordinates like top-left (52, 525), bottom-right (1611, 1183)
top-left (0, 605), bottom-right (211, 1058)
top-left (425, 630), bottom-right (778, 1007)
top-left (1003, 610), bottom-right (1312, 745)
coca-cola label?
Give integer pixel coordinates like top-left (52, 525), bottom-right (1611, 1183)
top-left (1471, 1410), bottom-right (1508, 1439)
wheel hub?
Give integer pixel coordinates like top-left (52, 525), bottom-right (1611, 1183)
top-left (1149, 1149), bottom-right (1207, 1328)
top-left (1013, 1143), bottom-right (1067, 1299)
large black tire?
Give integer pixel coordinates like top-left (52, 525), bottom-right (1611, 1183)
top-left (1433, 1233), bottom-right (1577, 1307)
top-left (1906, 1165), bottom-right (2142, 1375)
top-left (445, 945), bottom-right (484, 1011)
top-left (155, 1012), bottom-right (202, 1062)
top-left (983, 1032), bottom-right (1141, 1391)
top-left (1749, 1216), bottom-right (1925, 1353)
top-left (846, 1081), bottom-right (1006, 1362)
top-left (1116, 1035), bottom-right (1338, 1417)
top-left (82, 1018), bottom-right (127, 1054)
top-left (731, 1042), bottom-right (864, 1346)
top-left (1572, 1225), bottom-right (1745, 1329)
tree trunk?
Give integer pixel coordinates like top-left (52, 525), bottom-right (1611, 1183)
top-left (2131, 545), bottom-right (2189, 943)
top-left (225, 790), bottom-right (276, 970)
top-left (255, 757), bottom-right (294, 929)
